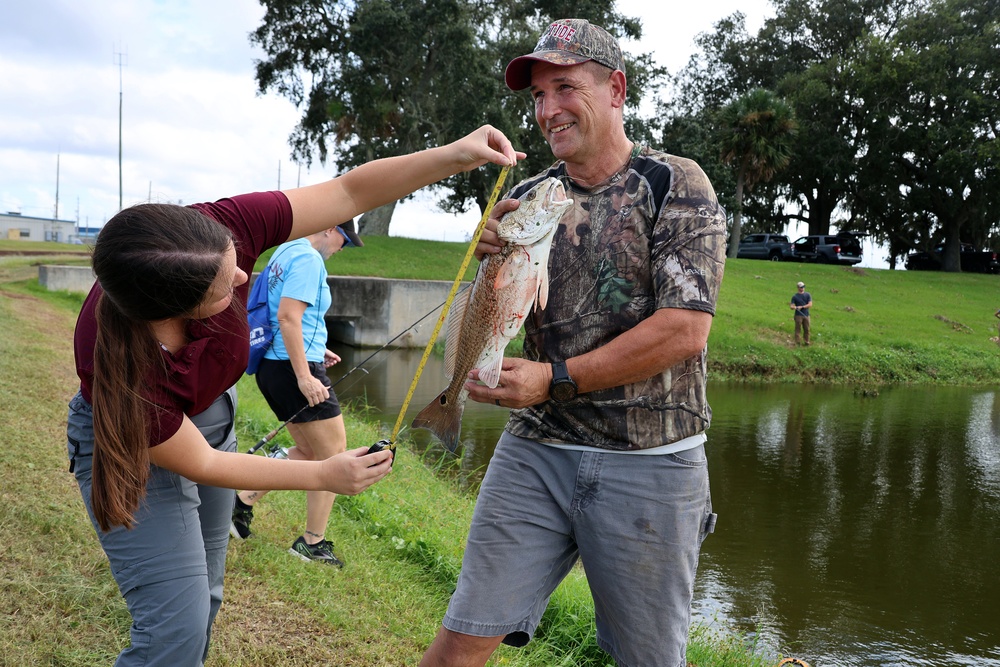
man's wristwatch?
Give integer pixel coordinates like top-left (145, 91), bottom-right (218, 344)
top-left (549, 361), bottom-right (578, 403)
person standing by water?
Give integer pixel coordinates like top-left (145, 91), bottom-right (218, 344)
top-left (420, 19), bottom-right (725, 667)
top-left (791, 281), bottom-right (813, 345)
top-left (66, 125), bottom-right (522, 666)
top-left (231, 219), bottom-right (362, 567)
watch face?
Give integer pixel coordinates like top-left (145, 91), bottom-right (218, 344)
top-left (551, 380), bottom-right (576, 402)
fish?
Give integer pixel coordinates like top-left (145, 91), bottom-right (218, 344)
top-left (412, 177), bottom-right (572, 452)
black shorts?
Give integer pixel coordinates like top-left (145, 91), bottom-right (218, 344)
top-left (254, 358), bottom-right (342, 423)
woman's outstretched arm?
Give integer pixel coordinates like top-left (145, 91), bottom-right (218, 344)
top-left (283, 125), bottom-right (525, 240)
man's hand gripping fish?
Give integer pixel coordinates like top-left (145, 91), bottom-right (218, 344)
top-left (412, 178), bottom-right (572, 452)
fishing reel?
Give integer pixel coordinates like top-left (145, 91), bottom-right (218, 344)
top-left (264, 442), bottom-right (289, 459)
top-left (366, 439), bottom-right (396, 466)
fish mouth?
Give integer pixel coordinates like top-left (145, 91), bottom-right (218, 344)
top-left (542, 180), bottom-right (568, 207)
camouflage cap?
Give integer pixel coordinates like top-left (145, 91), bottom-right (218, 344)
top-left (505, 18), bottom-right (625, 91)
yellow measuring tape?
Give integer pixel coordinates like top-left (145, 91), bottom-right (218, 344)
top-left (388, 165), bottom-right (511, 445)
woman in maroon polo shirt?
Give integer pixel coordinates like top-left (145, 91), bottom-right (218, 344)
top-left (66, 126), bottom-right (523, 666)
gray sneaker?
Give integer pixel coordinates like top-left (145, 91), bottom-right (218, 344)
top-left (289, 536), bottom-right (344, 568)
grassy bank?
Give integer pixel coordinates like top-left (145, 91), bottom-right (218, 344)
top-left (0, 256), bottom-right (773, 666)
top-left (710, 259), bottom-right (999, 384)
top-left (24, 235), bottom-right (1000, 386)
top-left (317, 237), bottom-right (1000, 386)
top-left (4, 234), bottom-right (996, 665)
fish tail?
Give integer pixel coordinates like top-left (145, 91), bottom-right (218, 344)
top-left (411, 391), bottom-right (465, 453)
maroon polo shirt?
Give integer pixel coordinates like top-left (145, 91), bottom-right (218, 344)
top-left (74, 191), bottom-right (293, 446)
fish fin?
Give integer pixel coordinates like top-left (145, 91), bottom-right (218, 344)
top-left (443, 285), bottom-right (471, 381)
top-left (492, 252), bottom-right (522, 291)
top-left (477, 348), bottom-right (506, 389)
top-left (532, 241), bottom-right (553, 311)
top-left (536, 263), bottom-right (549, 311)
top-left (411, 390), bottom-right (465, 453)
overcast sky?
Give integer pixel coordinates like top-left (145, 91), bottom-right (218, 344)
top-left (1, 0), bottom-right (775, 242)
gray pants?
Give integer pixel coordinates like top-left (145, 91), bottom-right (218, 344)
top-left (67, 387), bottom-right (237, 666)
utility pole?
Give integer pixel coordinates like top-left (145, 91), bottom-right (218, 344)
top-left (114, 44), bottom-right (128, 211)
top-left (54, 152), bottom-right (60, 220)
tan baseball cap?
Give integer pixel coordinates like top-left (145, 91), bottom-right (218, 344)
top-left (505, 19), bottom-right (625, 91)
top-left (797, 282), bottom-right (805, 288)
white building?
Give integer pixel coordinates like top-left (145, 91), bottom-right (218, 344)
top-left (0, 211), bottom-right (80, 243)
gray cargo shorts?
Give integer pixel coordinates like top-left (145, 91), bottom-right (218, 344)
top-left (443, 431), bottom-right (715, 667)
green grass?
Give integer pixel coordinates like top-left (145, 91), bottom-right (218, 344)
top-left (0, 257), bottom-right (773, 666)
top-left (258, 235), bottom-right (483, 282)
top-left (308, 238), bottom-right (1000, 386)
top-left (18, 233), bottom-right (1000, 386)
top-left (6, 240), bottom-right (997, 665)
top-left (709, 259), bottom-right (1000, 385)
top-left (0, 239), bottom-right (91, 253)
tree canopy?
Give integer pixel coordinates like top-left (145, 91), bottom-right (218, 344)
top-left (250, 0), bottom-right (999, 268)
top-left (717, 88), bottom-right (797, 258)
top-left (667, 0), bottom-right (999, 269)
top-left (250, 0), bottom-right (661, 234)
top-left (848, 0), bottom-right (1000, 270)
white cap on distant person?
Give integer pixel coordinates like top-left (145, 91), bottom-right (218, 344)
top-left (797, 281), bottom-right (805, 288)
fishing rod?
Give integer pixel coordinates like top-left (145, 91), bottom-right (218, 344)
top-left (253, 165), bottom-right (512, 461)
top-left (245, 298), bottom-right (451, 456)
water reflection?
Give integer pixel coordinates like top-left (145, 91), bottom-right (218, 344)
top-left (701, 384), bottom-right (1000, 667)
top-left (329, 346), bottom-right (1000, 666)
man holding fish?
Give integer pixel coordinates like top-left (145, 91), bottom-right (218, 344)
top-left (419, 18), bottom-right (728, 667)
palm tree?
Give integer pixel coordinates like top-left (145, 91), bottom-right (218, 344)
top-left (718, 89), bottom-right (797, 259)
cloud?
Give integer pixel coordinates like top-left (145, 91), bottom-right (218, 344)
top-left (1, 0), bottom-right (791, 249)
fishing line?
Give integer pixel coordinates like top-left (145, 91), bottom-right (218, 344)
top-left (387, 165), bottom-right (511, 447)
top-left (246, 297), bottom-right (450, 455)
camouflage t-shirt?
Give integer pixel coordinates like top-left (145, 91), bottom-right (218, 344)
top-left (505, 146), bottom-right (727, 451)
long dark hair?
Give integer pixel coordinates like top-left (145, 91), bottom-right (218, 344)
top-left (90, 203), bottom-right (232, 530)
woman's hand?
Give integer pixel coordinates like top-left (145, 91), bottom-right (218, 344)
top-left (320, 446), bottom-right (393, 495)
top-left (287, 125), bottom-right (525, 241)
top-left (452, 125), bottom-right (527, 173)
top-left (323, 349), bottom-right (341, 368)
top-left (297, 375), bottom-right (329, 407)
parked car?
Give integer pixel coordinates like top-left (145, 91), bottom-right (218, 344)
top-left (905, 244), bottom-right (1000, 273)
top-left (791, 232), bottom-right (863, 265)
top-left (737, 233), bottom-right (794, 261)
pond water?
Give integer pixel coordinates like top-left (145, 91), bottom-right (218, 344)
top-left (329, 346), bottom-right (1000, 666)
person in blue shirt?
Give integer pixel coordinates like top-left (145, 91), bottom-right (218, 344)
top-left (790, 281), bottom-right (813, 346)
top-left (231, 219), bottom-right (363, 566)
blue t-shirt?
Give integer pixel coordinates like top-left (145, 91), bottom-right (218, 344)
top-left (791, 291), bottom-right (811, 317)
top-left (263, 238), bottom-right (332, 363)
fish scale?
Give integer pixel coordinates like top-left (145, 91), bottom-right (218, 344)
top-left (412, 178), bottom-right (571, 451)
